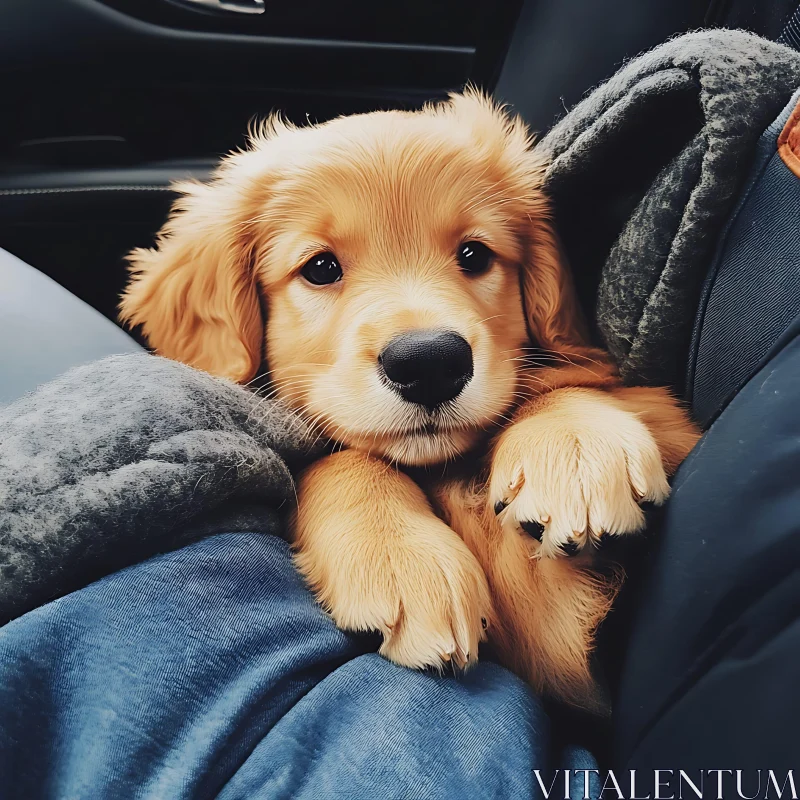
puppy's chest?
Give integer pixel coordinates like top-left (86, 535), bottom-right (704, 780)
top-left (404, 451), bottom-right (489, 523)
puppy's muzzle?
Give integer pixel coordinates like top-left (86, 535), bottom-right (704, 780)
top-left (378, 329), bottom-right (473, 411)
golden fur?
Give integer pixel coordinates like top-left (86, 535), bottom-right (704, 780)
top-left (120, 91), bottom-right (700, 707)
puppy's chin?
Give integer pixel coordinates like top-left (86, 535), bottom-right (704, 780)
top-left (363, 428), bottom-right (479, 467)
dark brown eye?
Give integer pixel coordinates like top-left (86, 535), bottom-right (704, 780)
top-left (300, 252), bottom-right (342, 285)
top-left (456, 241), bottom-right (494, 275)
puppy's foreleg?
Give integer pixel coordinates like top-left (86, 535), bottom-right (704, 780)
top-left (436, 479), bottom-right (616, 709)
top-left (293, 450), bottom-right (492, 670)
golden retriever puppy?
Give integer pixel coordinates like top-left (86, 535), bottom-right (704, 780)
top-left (120, 92), bottom-right (699, 707)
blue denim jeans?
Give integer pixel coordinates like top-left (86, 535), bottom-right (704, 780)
top-left (0, 533), bottom-right (597, 798)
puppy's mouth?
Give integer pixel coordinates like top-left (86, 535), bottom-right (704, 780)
top-left (376, 416), bottom-right (480, 466)
top-left (405, 421), bottom-right (443, 437)
top-left (393, 407), bottom-right (474, 442)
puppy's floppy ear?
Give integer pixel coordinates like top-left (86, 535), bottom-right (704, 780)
top-left (500, 123), bottom-right (590, 354)
top-left (119, 159), bottom-right (265, 383)
top-left (521, 205), bottom-right (590, 354)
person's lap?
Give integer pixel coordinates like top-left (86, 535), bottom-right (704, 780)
top-left (0, 531), bottom-right (595, 799)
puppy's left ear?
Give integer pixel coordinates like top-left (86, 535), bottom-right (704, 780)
top-left (520, 204), bottom-right (591, 354)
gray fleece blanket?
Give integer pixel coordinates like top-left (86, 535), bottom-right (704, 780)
top-left (2, 30), bottom-right (800, 622)
top-left (538, 29), bottom-right (800, 389)
top-left (0, 355), bottom-right (313, 625)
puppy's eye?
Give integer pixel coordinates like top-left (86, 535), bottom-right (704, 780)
top-left (300, 252), bottom-right (343, 286)
top-left (456, 241), bottom-right (494, 275)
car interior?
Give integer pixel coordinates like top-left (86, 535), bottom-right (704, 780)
top-left (2, 0), bottom-right (800, 779)
top-left (1, 0), bottom-right (795, 344)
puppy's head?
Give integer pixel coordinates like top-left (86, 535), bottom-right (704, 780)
top-left (120, 92), bottom-right (587, 465)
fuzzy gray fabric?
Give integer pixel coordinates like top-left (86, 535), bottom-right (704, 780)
top-left (538, 29), bottom-right (800, 389)
top-left (0, 354), bottom-right (314, 625)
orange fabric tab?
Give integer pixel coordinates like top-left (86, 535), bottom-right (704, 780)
top-left (778, 97), bottom-right (800, 178)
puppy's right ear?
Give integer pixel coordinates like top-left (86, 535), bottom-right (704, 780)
top-left (119, 161), bottom-right (266, 383)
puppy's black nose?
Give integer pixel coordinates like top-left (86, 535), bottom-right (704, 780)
top-left (379, 330), bottom-right (473, 409)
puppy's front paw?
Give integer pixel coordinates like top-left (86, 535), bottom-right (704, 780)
top-left (298, 516), bottom-right (492, 672)
top-left (377, 530), bottom-right (492, 671)
top-left (489, 396), bottom-right (670, 558)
